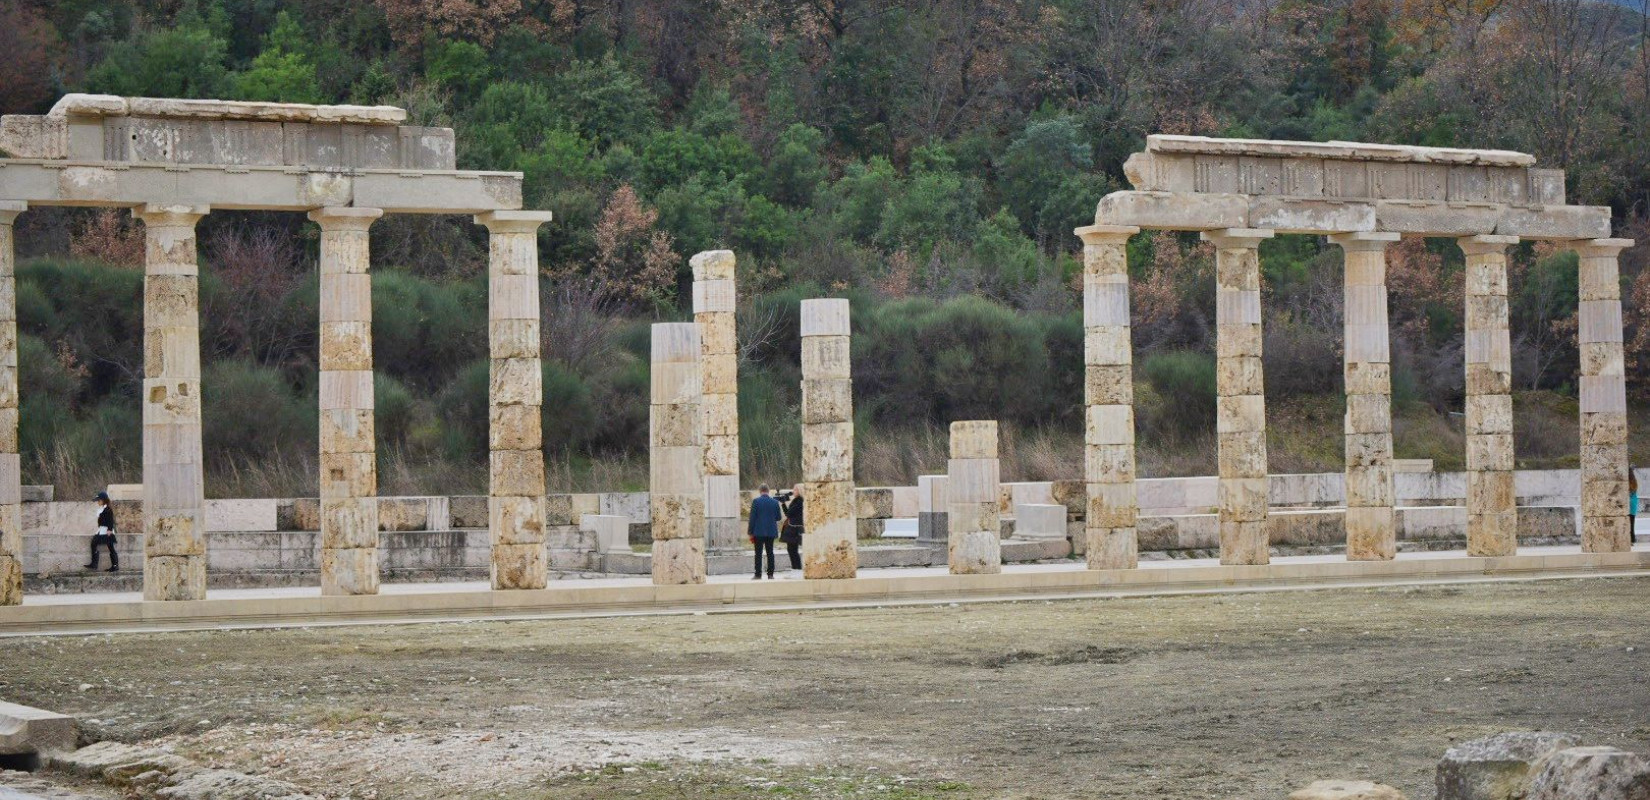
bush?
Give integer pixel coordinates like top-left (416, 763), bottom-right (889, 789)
top-left (371, 270), bottom-right (486, 392)
top-left (1138, 350), bottom-right (1217, 436)
top-left (201, 360), bottom-right (314, 463)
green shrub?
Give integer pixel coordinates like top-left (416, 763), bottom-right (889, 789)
top-left (1138, 350), bottom-right (1217, 435)
top-left (201, 360), bottom-right (314, 462)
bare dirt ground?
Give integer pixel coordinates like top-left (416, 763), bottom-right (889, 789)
top-left (4, 577), bottom-right (1649, 799)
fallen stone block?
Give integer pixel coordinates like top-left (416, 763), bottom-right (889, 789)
top-left (1437, 731), bottom-right (1581, 800)
top-left (0, 702), bottom-right (76, 756)
top-left (1289, 779), bottom-right (1407, 799)
top-left (154, 768), bottom-right (314, 799)
top-left (46, 741), bottom-right (175, 778)
top-left (1526, 746), bottom-right (1650, 800)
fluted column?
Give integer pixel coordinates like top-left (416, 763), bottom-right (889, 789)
top-left (651, 322), bottom-right (706, 584)
top-left (692, 250), bottom-right (742, 554)
top-left (477, 210), bottom-right (554, 589)
top-left (0, 202), bottom-right (23, 606)
top-left (1202, 228), bottom-right (1274, 566)
top-left (800, 298), bottom-right (857, 578)
top-left (1459, 234), bottom-right (1519, 557)
top-left (311, 207), bottom-right (382, 596)
top-left (1574, 238), bottom-right (1634, 553)
top-left (135, 204), bottom-right (210, 601)
top-left (948, 420), bottom-right (1001, 574)
top-left (1329, 232), bottom-right (1400, 561)
top-left (1075, 224), bottom-right (1140, 570)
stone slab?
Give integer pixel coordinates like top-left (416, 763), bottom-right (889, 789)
top-left (0, 701), bottom-right (76, 755)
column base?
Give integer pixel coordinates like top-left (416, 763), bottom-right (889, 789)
top-left (1218, 519), bottom-right (1270, 566)
top-left (0, 555), bottom-right (20, 605)
top-left (948, 530), bottom-right (1002, 575)
top-left (1467, 512), bottom-right (1518, 557)
top-left (1581, 515), bottom-right (1631, 554)
top-left (652, 537), bottom-right (707, 585)
top-left (802, 533), bottom-right (858, 579)
top-left (491, 542), bottom-right (548, 590)
top-left (143, 554), bottom-right (207, 601)
top-left (1344, 506), bottom-right (1396, 561)
top-left (321, 547), bottom-right (380, 596)
top-left (1085, 528), bottom-right (1138, 570)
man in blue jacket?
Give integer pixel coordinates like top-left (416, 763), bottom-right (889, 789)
top-left (748, 484), bottom-right (783, 580)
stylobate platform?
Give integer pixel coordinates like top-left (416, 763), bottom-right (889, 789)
top-left (3, 544), bottom-right (1647, 636)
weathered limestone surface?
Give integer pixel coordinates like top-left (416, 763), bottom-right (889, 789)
top-left (948, 421), bottom-right (1001, 574)
top-left (1526, 746), bottom-right (1650, 800)
top-left (311, 207), bottom-right (382, 596)
top-left (650, 323), bottom-right (706, 585)
top-left (136, 204), bottom-right (209, 601)
top-left (1204, 228), bottom-right (1273, 565)
top-left (1573, 239), bottom-right (1633, 554)
top-left (800, 298), bottom-right (857, 578)
top-left (1436, 732), bottom-right (1581, 800)
top-left (1460, 235), bottom-right (1518, 557)
top-left (0, 202), bottom-right (22, 605)
top-left (1075, 224), bottom-right (1140, 570)
top-left (478, 210), bottom-right (553, 589)
top-left (0, 700), bottom-right (76, 755)
top-left (1288, 779), bottom-right (1407, 800)
top-left (693, 251), bottom-right (742, 554)
top-left (1330, 232), bottom-right (1399, 560)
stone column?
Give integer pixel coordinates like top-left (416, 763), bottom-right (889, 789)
top-left (651, 322), bottom-right (706, 584)
top-left (0, 202), bottom-right (22, 606)
top-left (1202, 228), bottom-right (1274, 566)
top-left (1075, 224), bottom-right (1140, 570)
top-left (1459, 234), bottom-right (1519, 557)
top-left (800, 298), bottom-right (857, 578)
top-left (477, 210), bottom-right (554, 589)
top-left (948, 420), bottom-right (1001, 574)
top-left (135, 204), bottom-right (210, 602)
top-left (692, 250), bottom-right (742, 554)
top-left (310, 207), bottom-right (382, 596)
top-left (1329, 232), bottom-right (1401, 561)
top-left (1574, 238), bottom-right (1634, 553)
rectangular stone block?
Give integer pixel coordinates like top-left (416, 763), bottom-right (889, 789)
top-left (918, 475), bottom-right (950, 513)
top-left (1216, 323), bottom-right (1263, 358)
top-left (490, 357), bottom-right (543, 407)
top-left (490, 494), bottom-right (547, 546)
top-left (701, 392), bottom-right (738, 437)
top-left (1581, 515), bottom-right (1630, 553)
top-left (319, 321), bottom-right (372, 371)
top-left (691, 279), bottom-right (736, 314)
top-left (703, 435), bottom-right (738, 478)
top-left (1345, 465), bottom-right (1394, 507)
top-left (947, 459), bottom-right (999, 504)
top-left (949, 421), bottom-right (998, 459)
top-left (702, 352), bottom-right (737, 395)
top-left (1218, 519), bottom-right (1269, 565)
top-left (145, 511), bottom-right (205, 556)
top-left (1345, 393), bottom-right (1391, 435)
top-left (698, 315), bottom-right (736, 355)
top-left (650, 401), bottom-right (700, 448)
top-left (800, 298), bottom-right (851, 336)
top-left (1496, 205), bottom-right (1609, 240)
top-left (1467, 511), bottom-right (1518, 556)
top-left (1580, 479), bottom-right (1628, 517)
top-left (803, 421), bottom-right (854, 482)
top-left (1374, 201), bottom-right (1500, 236)
top-left (1465, 394), bottom-right (1513, 435)
top-left (320, 498), bottom-right (377, 549)
top-left (489, 403), bottom-right (542, 451)
top-left (1016, 503), bottom-right (1068, 538)
top-left (1344, 362), bottom-right (1390, 396)
top-left (800, 336), bottom-right (851, 379)
top-left (651, 493), bottom-right (705, 541)
top-left (1217, 356), bottom-right (1264, 397)
top-left (1344, 505), bottom-right (1395, 560)
top-left (652, 536), bottom-right (706, 584)
top-left (1582, 412), bottom-right (1628, 446)
top-left (704, 474), bottom-right (740, 519)
top-left (801, 378), bottom-right (853, 425)
top-left (802, 515), bottom-right (857, 578)
top-left (1217, 431), bottom-right (1267, 477)
top-left (948, 529), bottom-right (1002, 574)
top-left (1083, 282), bottom-right (1130, 327)
top-left (1468, 469), bottom-right (1516, 513)
top-left (319, 407), bottom-right (374, 455)
top-left (1086, 527), bottom-right (1138, 569)
top-left (491, 541), bottom-right (547, 590)
top-left (855, 487), bottom-right (895, 519)
top-left (143, 553), bottom-right (207, 601)
top-left (1086, 482), bottom-right (1137, 528)
top-left (1216, 394), bottom-right (1266, 434)
top-left (489, 272), bottom-right (539, 320)
top-left (650, 362), bottom-right (699, 405)
top-left (490, 319), bottom-right (540, 360)
top-left (804, 479), bottom-right (855, 528)
top-left (1085, 404), bottom-right (1135, 445)
top-left (1085, 444), bottom-right (1136, 484)
top-left (490, 449), bottom-right (546, 497)
top-left (1084, 364), bottom-right (1133, 405)
top-left (649, 445), bottom-right (701, 496)
top-left (1095, 191), bottom-right (1249, 231)
top-left (1345, 432), bottom-right (1392, 468)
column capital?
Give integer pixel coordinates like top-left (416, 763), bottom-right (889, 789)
top-left (133, 204), bottom-right (209, 227)
top-left (1200, 228), bottom-right (1274, 248)
top-left (1075, 224), bottom-right (1139, 245)
top-left (1458, 234), bottom-right (1519, 255)
top-left (309, 206), bottom-right (383, 231)
top-left (1569, 237), bottom-right (1635, 258)
top-left (0, 201), bottom-right (25, 226)
top-left (689, 249), bottom-right (736, 281)
top-left (1327, 231), bottom-right (1401, 251)
top-left (474, 210), bottom-right (554, 234)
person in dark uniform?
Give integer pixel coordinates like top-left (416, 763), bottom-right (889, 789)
top-left (778, 484), bottom-right (804, 572)
top-left (85, 491), bottom-right (118, 571)
top-left (748, 484), bottom-right (782, 580)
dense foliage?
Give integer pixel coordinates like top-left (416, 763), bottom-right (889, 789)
top-left (1, 0), bottom-right (1647, 493)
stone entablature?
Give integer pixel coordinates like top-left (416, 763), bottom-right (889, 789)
top-left (1108, 135), bottom-right (1608, 239)
top-left (1, 93), bottom-right (452, 170)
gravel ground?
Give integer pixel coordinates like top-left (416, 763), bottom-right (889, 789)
top-left (3, 577), bottom-right (1648, 799)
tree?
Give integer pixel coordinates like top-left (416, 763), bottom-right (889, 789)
top-left (84, 7), bottom-right (232, 99)
top-left (0, 0), bottom-right (61, 113)
top-left (233, 11), bottom-right (322, 103)
top-left (591, 185), bottom-right (680, 307)
top-left (373, 0), bottom-right (523, 48)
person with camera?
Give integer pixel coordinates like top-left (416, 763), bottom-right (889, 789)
top-left (748, 484), bottom-right (783, 579)
top-left (778, 484), bottom-right (804, 572)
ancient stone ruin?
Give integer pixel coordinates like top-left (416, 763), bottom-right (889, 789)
top-left (0, 100), bottom-right (1636, 603)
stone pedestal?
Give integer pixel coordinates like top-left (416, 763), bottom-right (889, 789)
top-left (948, 420), bottom-right (1001, 574)
top-left (1203, 228), bottom-right (1274, 565)
top-left (1329, 232), bottom-right (1400, 561)
top-left (800, 298), bottom-right (858, 579)
top-left (136, 204), bottom-right (210, 601)
top-left (477, 210), bottom-right (554, 589)
top-left (651, 323), bottom-right (706, 585)
top-left (311, 207), bottom-right (383, 596)
top-left (692, 250), bottom-right (743, 554)
top-left (1459, 234), bottom-right (1519, 557)
top-left (0, 202), bottom-right (22, 606)
top-left (1574, 238), bottom-right (1634, 553)
top-left (1075, 224), bottom-right (1140, 570)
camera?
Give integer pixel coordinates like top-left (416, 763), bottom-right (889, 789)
top-left (775, 490), bottom-right (794, 501)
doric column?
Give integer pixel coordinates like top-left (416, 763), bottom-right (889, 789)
top-left (1459, 234), bottom-right (1519, 557)
top-left (948, 420), bottom-right (1001, 574)
top-left (650, 322), bottom-right (706, 584)
top-left (135, 204), bottom-right (210, 602)
top-left (1329, 232), bottom-right (1401, 561)
top-left (0, 202), bottom-right (23, 607)
top-left (310, 207), bottom-right (382, 596)
top-left (692, 250), bottom-right (742, 554)
top-left (477, 210), bottom-right (554, 589)
top-left (800, 298), bottom-right (858, 578)
top-left (1574, 238), bottom-right (1634, 553)
top-left (1202, 228), bottom-right (1274, 566)
top-left (1075, 224), bottom-right (1140, 570)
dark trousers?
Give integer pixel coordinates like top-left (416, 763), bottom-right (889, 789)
top-left (88, 533), bottom-right (118, 569)
top-left (753, 538), bottom-right (775, 577)
top-left (785, 540), bottom-right (802, 570)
